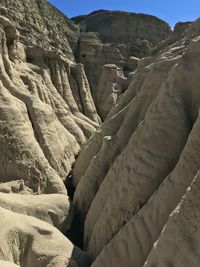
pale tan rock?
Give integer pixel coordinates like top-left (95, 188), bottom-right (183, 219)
top-left (75, 10), bottom-right (171, 117)
top-left (95, 64), bottom-right (127, 120)
top-left (86, 59), bottom-right (190, 258)
top-left (0, 261), bottom-right (20, 267)
top-left (73, 18), bottom-right (200, 266)
top-left (79, 32), bottom-right (128, 97)
top-left (0, 13), bottom-right (100, 196)
top-left (73, 27), bottom-right (184, 227)
top-left (0, 193), bottom-right (72, 232)
top-left (91, 86), bottom-right (200, 267)
top-left (144, 171), bottom-right (200, 267)
top-left (0, 9), bottom-right (99, 266)
top-left (0, 180), bottom-right (32, 194)
top-left (0, 207), bottom-right (90, 267)
top-left (2, 1), bottom-right (200, 266)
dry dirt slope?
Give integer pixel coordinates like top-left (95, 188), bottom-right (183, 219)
top-left (0, 0), bottom-right (200, 266)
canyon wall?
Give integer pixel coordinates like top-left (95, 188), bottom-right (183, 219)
top-left (73, 18), bottom-right (200, 267)
top-left (0, 1), bottom-right (199, 267)
top-left (73, 10), bottom-right (171, 119)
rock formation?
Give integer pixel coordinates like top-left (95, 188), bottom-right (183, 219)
top-left (73, 10), bottom-right (171, 119)
top-left (0, 0), bottom-right (99, 265)
top-left (0, 0), bottom-right (199, 266)
top-left (0, 207), bottom-right (90, 267)
top-left (73, 17), bottom-right (200, 267)
top-left (0, 261), bottom-right (20, 267)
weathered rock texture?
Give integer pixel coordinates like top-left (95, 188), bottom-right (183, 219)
top-left (73, 10), bottom-right (170, 48)
top-left (0, 193), bottom-right (71, 231)
top-left (0, 207), bottom-right (90, 267)
top-left (0, 0), bottom-right (199, 267)
top-left (72, 10), bottom-right (171, 119)
top-left (73, 17), bottom-right (200, 267)
top-left (1, 0), bottom-right (79, 59)
top-left (0, 261), bottom-right (20, 267)
top-left (0, 3), bottom-right (100, 195)
top-left (0, 1), bottom-right (100, 266)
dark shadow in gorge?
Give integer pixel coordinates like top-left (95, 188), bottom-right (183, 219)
top-left (64, 169), bottom-right (84, 250)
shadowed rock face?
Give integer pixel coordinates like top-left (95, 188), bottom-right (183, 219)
top-left (72, 10), bottom-right (171, 119)
top-left (0, 1), bottom-right (199, 267)
top-left (72, 10), bottom-right (171, 46)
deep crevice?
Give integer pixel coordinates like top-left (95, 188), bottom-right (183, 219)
top-left (64, 169), bottom-right (84, 249)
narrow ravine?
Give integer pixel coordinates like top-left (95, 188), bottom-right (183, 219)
top-left (0, 1), bottom-right (200, 267)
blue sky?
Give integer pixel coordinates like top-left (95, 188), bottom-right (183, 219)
top-left (48, 0), bottom-right (200, 28)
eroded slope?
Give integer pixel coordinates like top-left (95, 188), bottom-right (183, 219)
top-left (0, 1), bottom-right (199, 267)
top-left (0, 2), bottom-right (99, 266)
top-left (73, 19), bottom-right (200, 267)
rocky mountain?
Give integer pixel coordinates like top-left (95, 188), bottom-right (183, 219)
top-left (0, 0), bottom-right (199, 266)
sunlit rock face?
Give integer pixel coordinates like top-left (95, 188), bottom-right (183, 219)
top-left (73, 17), bottom-right (200, 267)
top-left (72, 10), bottom-right (171, 47)
top-left (0, 1), bottom-right (98, 266)
top-left (72, 10), bottom-right (171, 119)
top-left (1, 1), bottom-right (200, 267)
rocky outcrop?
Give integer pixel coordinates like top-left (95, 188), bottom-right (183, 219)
top-left (73, 18), bottom-right (200, 267)
top-left (73, 10), bottom-right (170, 47)
top-left (78, 32), bottom-right (131, 119)
top-left (1, 0), bottom-right (79, 60)
top-left (0, 193), bottom-right (71, 231)
top-left (0, 6), bottom-right (100, 192)
top-left (73, 10), bottom-right (171, 119)
top-left (0, 261), bottom-right (20, 267)
top-left (0, 2), bottom-right (100, 266)
top-left (143, 171), bottom-right (200, 267)
top-left (95, 64), bottom-right (128, 120)
top-left (0, 207), bottom-right (90, 267)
